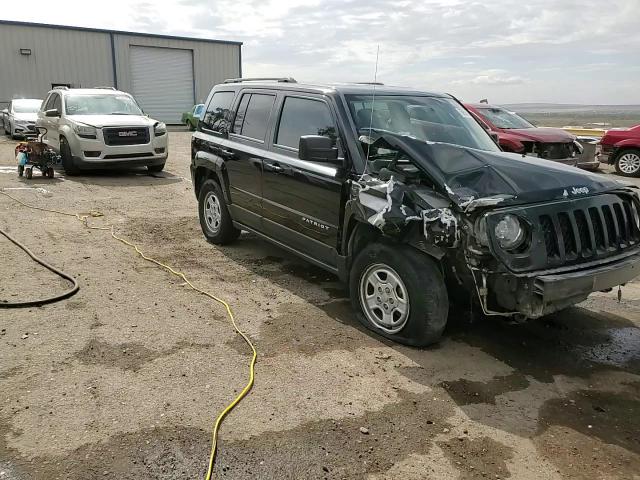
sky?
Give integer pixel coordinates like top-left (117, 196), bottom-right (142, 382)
top-left (3, 0), bottom-right (639, 104)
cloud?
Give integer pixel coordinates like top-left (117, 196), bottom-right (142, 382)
top-left (2, 0), bottom-right (640, 103)
top-left (469, 72), bottom-right (527, 85)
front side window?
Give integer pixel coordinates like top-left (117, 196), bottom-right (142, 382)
top-left (12, 99), bottom-right (42, 114)
top-left (202, 93), bottom-right (234, 132)
top-left (233, 93), bottom-right (275, 141)
top-left (477, 107), bottom-right (534, 129)
top-left (346, 95), bottom-right (500, 152)
top-left (52, 95), bottom-right (62, 113)
top-left (64, 94), bottom-right (143, 116)
top-left (275, 97), bottom-right (336, 149)
top-left (43, 95), bottom-right (57, 112)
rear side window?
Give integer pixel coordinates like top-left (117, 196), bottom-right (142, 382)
top-left (233, 93), bottom-right (275, 141)
top-left (202, 91), bottom-right (235, 133)
top-left (276, 97), bottom-right (336, 149)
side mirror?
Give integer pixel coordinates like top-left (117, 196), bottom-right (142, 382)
top-left (1, 109), bottom-right (7, 115)
top-left (298, 135), bottom-right (339, 163)
top-left (45, 109), bottom-right (60, 117)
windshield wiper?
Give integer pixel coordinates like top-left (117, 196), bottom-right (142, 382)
top-left (109, 112), bottom-right (135, 115)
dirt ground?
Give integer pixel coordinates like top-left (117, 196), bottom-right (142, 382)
top-left (0, 132), bottom-right (639, 480)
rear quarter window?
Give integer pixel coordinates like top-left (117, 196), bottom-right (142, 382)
top-left (202, 91), bottom-right (235, 133)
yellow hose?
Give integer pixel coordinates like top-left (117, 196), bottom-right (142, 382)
top-left (0, 189), bottom-right (257, 479)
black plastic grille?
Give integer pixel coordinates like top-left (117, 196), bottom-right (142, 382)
top-left (103, 127), bottom-right (150, 146)
top-left (540, 196), bottom-right (640, 263)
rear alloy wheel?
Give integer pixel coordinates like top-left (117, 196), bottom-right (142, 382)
top-left (615, 149), bottom-right (640, 177)
top-left (198, 179), bottom-right (240, 245)
top-left (350, 243), bottom-right (449, 346)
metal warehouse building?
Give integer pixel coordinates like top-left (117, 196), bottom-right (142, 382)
top-left (0, 21), bottom-right (242, 124)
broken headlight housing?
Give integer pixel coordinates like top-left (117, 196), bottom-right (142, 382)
top-left (494, 214), bottom-right (525, 250)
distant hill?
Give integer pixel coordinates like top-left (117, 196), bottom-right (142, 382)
top-left (494, 103), bottom-right (640, 128)
top-left (501, 103), bottom-right (640, 114)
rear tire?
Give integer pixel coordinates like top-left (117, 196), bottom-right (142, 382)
top-left (614, 149), bottom-right (640, 177)
top-left (25, 168), bottom-right (32, 179)
top-left (349, 243), bottom-right (449, 346)
top-left (60, 137), bottom-right (80, 175)
top-left (188, 121), bottom-right (195, 131)
top-left (198, 179), bottom-right (240, 245)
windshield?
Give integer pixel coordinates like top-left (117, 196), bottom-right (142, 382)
top-left (13, 99), bottom-right (42, 114)
top-left (346, 95), bottom-right (500, 153)
top-left (65, 94), bottom-right (143, 116)
top-left (476, 107), bottom-right (534, 129)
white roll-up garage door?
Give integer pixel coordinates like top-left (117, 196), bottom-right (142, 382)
top-left (129, 46), bottom-right (194, 124)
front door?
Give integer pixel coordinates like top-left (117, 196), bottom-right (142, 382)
top-left (261, 94), bottom-right (344, 269)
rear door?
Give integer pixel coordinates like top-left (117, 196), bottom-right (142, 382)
top-left (261, 93), bottom-right (344, 269)
top-left (224, 90), bottom-right (277, 230)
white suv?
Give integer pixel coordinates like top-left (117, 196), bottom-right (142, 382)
top-left (36, 87), bottom-right (168, 175)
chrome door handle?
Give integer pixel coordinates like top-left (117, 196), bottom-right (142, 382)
top-left (267, 163), bottom-right (284, 173)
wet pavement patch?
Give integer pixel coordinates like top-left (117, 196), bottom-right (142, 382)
top-left (440, 373), bottom-right (530, 405)
top-left (448, 307), bottom-right (640, 381)
top-left (438, 435), bottom-right (513, 479)
top-left (73, 339), bottom-right (214, 372)
top-left (213, 390), bottom-right (455, 479)
top-left (537, 389), bottom-right (640, 455)
top-left (0, 422), bottom-right (211, 480)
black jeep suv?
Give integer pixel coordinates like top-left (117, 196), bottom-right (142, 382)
top-left (191, 78), bottom-right (640, 346)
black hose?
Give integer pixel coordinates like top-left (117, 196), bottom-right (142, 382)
top-left (0, 227), bottom-right (79, 308)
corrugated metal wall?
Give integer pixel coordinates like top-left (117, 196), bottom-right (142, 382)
top-left (0, 22), bottom-right (241, 121)
top-left (0, 23), bottom-right (113, 106)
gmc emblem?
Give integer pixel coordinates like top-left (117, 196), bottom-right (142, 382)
top-left (118, 131), bottom-right (138, 137)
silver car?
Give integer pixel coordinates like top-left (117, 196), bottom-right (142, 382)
top-left (4, 98), bottom-right (43, 139)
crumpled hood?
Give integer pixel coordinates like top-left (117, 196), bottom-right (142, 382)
top-left (503, 127), bottom-right (575, 143)
top-left (67, 115), bottom-right (156, 128)
top-left (14, 113), bottom-right (37, 122)
top-left (379, 134), bottom-right (628, 209)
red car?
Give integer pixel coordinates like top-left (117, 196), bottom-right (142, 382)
top-left (465, 103), bottom-right (600, 170)
top-left (599, 124), bottom-right (640, 177)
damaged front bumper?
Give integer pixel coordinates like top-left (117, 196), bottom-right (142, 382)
top-left (490, 250), bottom-right (640, 318)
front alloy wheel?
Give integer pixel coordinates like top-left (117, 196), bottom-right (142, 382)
top-left (615, 150), bottom-right (640, 177)
top-left (359, 264), bottom-right (410, 334)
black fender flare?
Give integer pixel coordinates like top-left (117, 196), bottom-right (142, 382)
top-left (193, 151), bottom-right (232, 204)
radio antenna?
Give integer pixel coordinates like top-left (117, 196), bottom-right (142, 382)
top-left (365, 45), bottom-right (380, 166)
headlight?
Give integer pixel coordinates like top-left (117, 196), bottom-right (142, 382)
top-left (154, 122), bottom-right (167, 136)
top-left (72, 123), bottom-right (97, 139)
top-left (494, 214), bottom-right (525, 250)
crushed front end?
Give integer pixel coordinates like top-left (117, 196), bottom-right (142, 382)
top-left (470, 190), bottom-right (640, 317)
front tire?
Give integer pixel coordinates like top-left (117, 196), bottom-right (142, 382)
top-left (198, 179), bottom-right (240, 245)
top-left (147, 163), bottom-right (165, 173)
top-left (349, 243), bottom-right (449, 346)
top-left (615, 149), bottom-right (640, 177)
top-left (60, 137), bottom-right (80, 175)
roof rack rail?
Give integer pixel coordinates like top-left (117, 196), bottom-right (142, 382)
top-left (354, 82), bottom-right (385, 86)
top-left (94, 86), bottom-right (117, 90)
top-left (223, 77), bottom-right (297, 84)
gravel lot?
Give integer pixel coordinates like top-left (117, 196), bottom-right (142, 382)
top-left (1, 132), bottom-right (639, 479)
